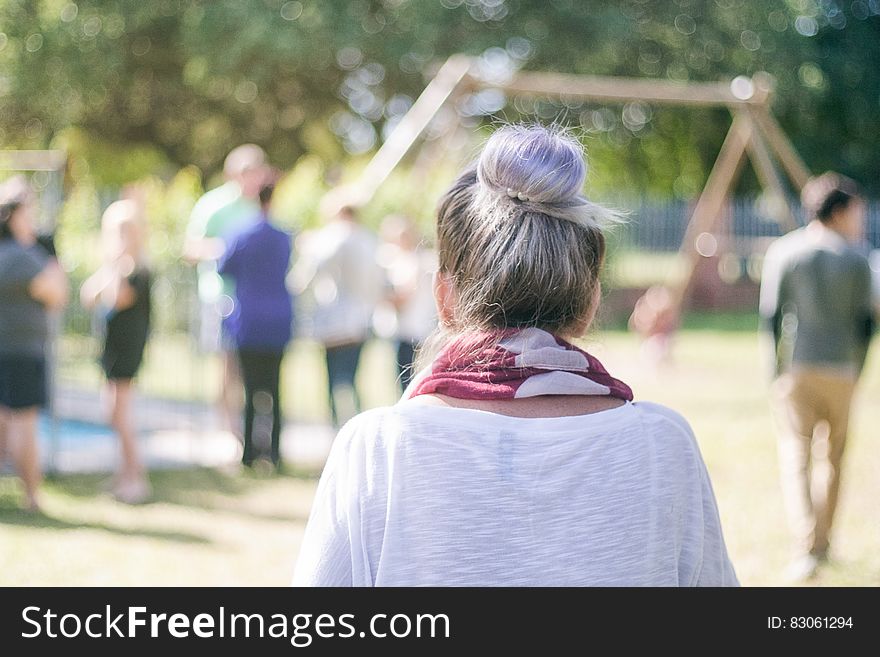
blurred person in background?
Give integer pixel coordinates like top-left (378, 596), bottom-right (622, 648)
top-left (628, 284), bottom-right (678, 367)
top-left (218, 173), bottom-right (293, 470)
top-left (293, 201), bottom-right (383, 428)
top-left (0, 177), bottom-right (69, 512)
top-left (377, 214), bottom-right (438, 393)
top-left (81, 199), bottom-right (153, 504)
top-left (184, 144), bottom-right (267, 440)
top-left (759, 172), bottom-right (875, 581)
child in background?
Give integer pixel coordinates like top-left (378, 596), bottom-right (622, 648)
top-left (81, 199), bottom-right (152, 503)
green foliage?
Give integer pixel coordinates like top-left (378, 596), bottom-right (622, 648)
top-left (1, 0), bottom-right (878, 197)
top-left (50, 127), bottom-right (170, 187)
top-left (54, 177), bottom-right (101, 274)
top-left (54, 163), bottom-right (202, 274)
top-left (271, 154), bottom-right (329, 231)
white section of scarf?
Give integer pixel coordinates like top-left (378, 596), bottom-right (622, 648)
top-left (498, 327), bottom-right (591, 372)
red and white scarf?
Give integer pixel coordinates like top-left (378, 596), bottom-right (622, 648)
top-left (404, 327), bottom-right (633, 402)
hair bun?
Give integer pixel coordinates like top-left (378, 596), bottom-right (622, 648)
top-left (474, 124), bottom-right (618, 228)
top-left (476, 125), bottom-right (587, 206)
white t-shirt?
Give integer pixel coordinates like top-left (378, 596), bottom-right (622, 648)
top-left (295, 221), bottom-right (383, 346)
top-left (292, 400), bottom-right (739, 587)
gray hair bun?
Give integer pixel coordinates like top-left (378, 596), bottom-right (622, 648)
top-left (475, 124), bottom-right (615, 227)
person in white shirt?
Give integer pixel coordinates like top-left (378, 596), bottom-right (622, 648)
top-left (294, 204), bottom-right (384, 427)
top-left (293, 124), bottom-right (738, 587)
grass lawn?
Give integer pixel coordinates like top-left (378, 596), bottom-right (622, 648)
top-left (2, 327), bottom-right (879, 586)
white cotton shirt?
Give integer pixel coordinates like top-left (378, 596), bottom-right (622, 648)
top-left (299, 221), bottom-right (384, 347)
top-left (292, 400), bottom-right (739, 587)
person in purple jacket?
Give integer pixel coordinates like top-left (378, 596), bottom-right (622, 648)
top-left (218, 174), bottom-right (293, 469)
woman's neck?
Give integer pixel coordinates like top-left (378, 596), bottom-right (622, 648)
top-left (408, 393), bottom-right (626, 418)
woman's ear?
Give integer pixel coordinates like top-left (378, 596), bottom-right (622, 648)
top-left (433, 270), bottom-right (456, 327)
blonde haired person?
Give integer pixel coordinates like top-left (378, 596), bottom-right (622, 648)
top-left (81, 199), bottom-right (152, 504)
top-left (293, 125), bottom-right (738, 586)
top-left (294, 203), bottom-right (384, 428)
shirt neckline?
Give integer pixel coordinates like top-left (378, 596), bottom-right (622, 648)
top-left (392, 398), bottom-right (635, 430)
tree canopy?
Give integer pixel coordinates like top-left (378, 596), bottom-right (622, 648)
top-left (2, 0), bottom-right (878, 195)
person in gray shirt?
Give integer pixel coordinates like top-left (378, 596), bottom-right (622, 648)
top-left (0, 179), bottom-right (68, 512)
top-left (759, 172), bottom-right (874, 581)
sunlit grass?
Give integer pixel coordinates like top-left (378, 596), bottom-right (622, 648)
top-left (4, 327), bottom-right (878, 586)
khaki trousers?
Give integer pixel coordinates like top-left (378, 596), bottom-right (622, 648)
top-left (772, 368), bottom-right (857, 558)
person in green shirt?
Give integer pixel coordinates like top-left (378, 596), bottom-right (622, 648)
top-left (184, 144), bottom-right (266, 441)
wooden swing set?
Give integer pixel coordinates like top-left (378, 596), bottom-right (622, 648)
top-left (348, 54), bottom-right (812, 322)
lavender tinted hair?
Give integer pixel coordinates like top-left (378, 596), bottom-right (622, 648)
top-left (435, 124), bottom-right (615, 335)
top-left (475, 124), bottom-right (615, 226)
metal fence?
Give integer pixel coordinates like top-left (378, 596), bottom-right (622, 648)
top-left (609, 196), bottom-right (880, 252)
top-left (604, 197), bottom-right (880, 288)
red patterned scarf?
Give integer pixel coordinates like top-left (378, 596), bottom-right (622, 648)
top-left (404, 327), bottom-right (633, 401)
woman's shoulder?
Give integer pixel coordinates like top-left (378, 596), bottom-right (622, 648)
top-left (332, 406), bottom-right (397, 445)
top-left (332, 402), bottom-right (475, 450)
top-left (321, 407), bottom-right (403, 469)
top-left (630, 401), bottom-right (694, 436)
top-left (628, 402), bottom-right (707, 471)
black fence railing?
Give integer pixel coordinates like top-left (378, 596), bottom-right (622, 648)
top-left (610, 197), bottom-right (880, 252)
